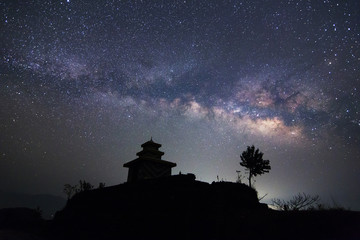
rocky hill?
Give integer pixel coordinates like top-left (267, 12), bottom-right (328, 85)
top-left (52, 175), bottom-right (360, 240)
top-left (2, 175), bottom-right (358, 240)
top-left (54, 174), bottom-right (266, 239)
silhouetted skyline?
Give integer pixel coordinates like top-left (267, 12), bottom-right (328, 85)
top-left (1, 0), bottom-right (359, 210)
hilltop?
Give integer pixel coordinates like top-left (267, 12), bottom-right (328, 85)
top-left (1, 175), bottom-right (359, 239)
top-left (1, 138), bottom-right (359, 239)
top-left (51, 175), bottom-right (359, 240)
top-left (54, 174), bottom-right (264, 239)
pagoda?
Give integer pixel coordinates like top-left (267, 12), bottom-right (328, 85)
top-left (123, 138), bottom-right (177, 183)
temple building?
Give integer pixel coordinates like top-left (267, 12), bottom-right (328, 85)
top-left (123, 138), bottom-right (177, 183)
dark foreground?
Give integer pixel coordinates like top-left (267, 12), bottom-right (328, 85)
top-left (1, 176), bottom-right (359, 239)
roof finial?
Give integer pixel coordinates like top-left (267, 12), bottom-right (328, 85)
top-left (150, 136), bottom-right (153, 142)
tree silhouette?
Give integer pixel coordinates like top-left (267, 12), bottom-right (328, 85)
top-left (63, 184), bottom-right (78, 200)
top-left (98, 182), bottom-right (106, 189)
top-left (240, 145), bottom-right (271, 188)
top-left (79, 180), bottom-right (94, 192)
top-left (64, 180), bottom-right (94, 200)
top-left (271, 192), bottom-right (320, 211)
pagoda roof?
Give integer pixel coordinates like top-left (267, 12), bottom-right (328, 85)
top-left (136, 149), bottom-right (165, 157)
top-left (123, 157), bottom-right (177, 168)
top-left (141, 138), bottom-right (162, 148)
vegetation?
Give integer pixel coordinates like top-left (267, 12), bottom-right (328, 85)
top-left (63, 180), bottom-right (95, 200)
top-left (240, 145), bottom-right (271, 188)
top-left (63, 184), bottom-right (78, 200)
top-left (79, 180), bottom-right (94, 192)
top-left (271, 192), bottom-right (320, 211)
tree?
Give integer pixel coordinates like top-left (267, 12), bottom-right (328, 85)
top-left (240, 145), bottom-right (271, 188)
top-left (63, 180), bottom-right (94, 200)
top-left (63, 184), bottom-right (78, 200)
top-left (271, 192), bottom-right (320, 211)
top-left (79, 180), bottom-right (94, 192)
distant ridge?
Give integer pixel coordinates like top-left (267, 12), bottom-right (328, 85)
top-left (0, 191), bottom-right (66, 219)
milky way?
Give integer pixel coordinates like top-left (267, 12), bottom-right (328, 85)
top-left (1, 0), bottom-right (359, 209)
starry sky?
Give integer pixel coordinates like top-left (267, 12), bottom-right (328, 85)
top-left (1, 0), bottom-right (359, 209)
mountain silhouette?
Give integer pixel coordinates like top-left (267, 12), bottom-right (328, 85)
top-left (0, 191), bottom-right (66, 219)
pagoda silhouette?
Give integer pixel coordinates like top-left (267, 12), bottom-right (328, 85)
top-left (123, 138), bottom-right (177, 183)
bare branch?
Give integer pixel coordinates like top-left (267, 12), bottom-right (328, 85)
top-left (271, 192), bottom-right (320, 211)
top-left (258, 193), bottom-right (268, 201)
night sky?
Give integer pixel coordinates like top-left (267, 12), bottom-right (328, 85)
top-left (1, 0), bottom-right (359, 210)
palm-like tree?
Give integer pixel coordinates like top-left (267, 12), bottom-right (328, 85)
top-left (240, 145), bottom-right (271, 188)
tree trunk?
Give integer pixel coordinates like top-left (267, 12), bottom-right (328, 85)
top-left (248, 171), bottom-right (252, 188)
